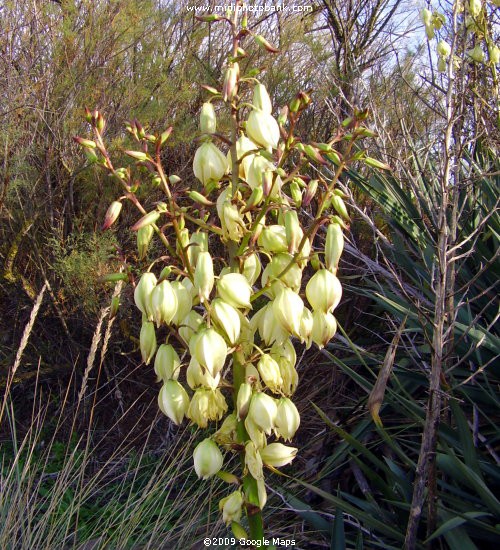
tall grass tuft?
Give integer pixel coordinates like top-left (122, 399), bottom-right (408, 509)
top-left (0, 361), bottom-right (229, 550)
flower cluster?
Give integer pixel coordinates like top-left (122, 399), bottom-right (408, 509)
top-left (74, 14), bottom-right (379, 537)
top-left (131, 81), bottom-right (347, 531)
top-left (421, 1), bottom-right (499, 72)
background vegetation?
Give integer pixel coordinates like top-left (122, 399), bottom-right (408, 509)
top-left (1, 1), bottom-right (498, 549)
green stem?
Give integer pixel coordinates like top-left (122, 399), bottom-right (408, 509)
top-left (233, 351), bottom-right (264, 542)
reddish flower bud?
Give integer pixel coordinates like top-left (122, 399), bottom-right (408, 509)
top-left (255, 34), bottom-right (279, 53)
top-left (102, 201), bottom-right (122, 230)
top-left (223, 63), bottom-right (239, 102)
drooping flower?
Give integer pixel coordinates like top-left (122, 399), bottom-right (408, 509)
top-left (158, 380), bottom-right (189, 425)
top-left (259, 442), bottom-right (297, 467)
top-left (217, 272), bottom-right (253, 309)
top-left (246, 109), bottom-right (280, 149)
top-left (140, 321), bottom-right (157, 365)
top-left (193, 142), bottom-right (227, 187)
top-left (193, 438), bottom-right (223, 479)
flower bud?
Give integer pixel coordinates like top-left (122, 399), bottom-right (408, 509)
top-left (219, 491), bottom-right (244, 526)
top-left (254, 34), bottom-right (279, 53)
top-left (311, 310), bottom-right (337, 349)
top-left (275, 398), bottom-right (300, 441)
top-left (188, 388), bottom-right (228, 428)
top-left (252, 83), bottom-right (272, 114)
top-left (277, 360), bottom-right (298, 397)
top-left (151, 280), bottom-right (178, 327)
top-left (489, 44), bottom-right (500, 65)
top-left (304, 144), bottom-right (327, 165)
top-left (257, 354), bottom-right (283, 394)
top-left (437, 56), bottom-right (447, 73)
top-left (200, 102), bottom-right (216, 134)
top-left (246, 109), bottom-right (280, 150)
top-left (102, 201), bottom-right (122, 230)
top-left (170, 281), bottom-right (193, 325)
top-left (158, 266), bottom-right (172, 282)
top-left (325, 222), bottom-right (344, 274)
top-left (154, 344), bottom-right (181, 382)
top-left (187, 231), bottom-right (208, 270)
top-left (134, 272), bottom-right (157, 320)
top-left (236, 382), bottom-right (253, 420)
top-left (247, 392), bottom-right (277, 435)
top-left (331, 194), bottom-right (350, 221)
top-left (158, 380), bottom-right (189, 425)
top-left (186, 356), bottom-right (220, 390)
top-left (258, 225), bottom-right (288, 254)
top-left (131, 211), bottom-right (160, 232)
top-left (99, 272), bottom-right (128, 284)
top-left (217, 273), bottom-right (252, 309)
top-left (299, 307), bottom-right (313, 348)
top-left (303, 179), bottom-right (318, 206)
top-left (211, 298), bottom-right (241, 344)
top-left (260, 443), bottom-right (297, 467)
top-left (242, 253), bottom-right (262, 286)
top-left (137, 225), bottom-right (154, 260)
top-left (109, 295), bottom-right (120, 319)
top-left (467, 44), bottom-right (485, 63)
top-left (256, 477), bottom-right (267, 509)
top-left (238, 311), bottom-right (253, 356)
top-left (246, 363), bottom-right (260, 385)
top-left (437, 40), bottom-right (451, 59)
top-left (192, 327), bottom-right (227, 377)
top-left (421, 8), bottom-right (432, 25)
top-left (74, 136), bottom-right (97, 149)
top-left (140, 321), bottom-right (157, 365)
top-left (223, 63), bottom-right (239, 102)
top-left (193, 142), bottom-right (227, 187)
top-left (289, 95), bottom-right (301, 113)
top-left (188, 190), bottom-right (213, 207)
top-left (261, 253), bottom-right (302, 294)
top-left (193, 438), bottom-right (223, 479)
top-left (194, 251), bottom-right (214, 303)
top-left (176, 227), bottom-right (189, 259)
top-left (272, 287), bottom-right (304, 337)
top-left (284, 210), bottom-right (301, 253)
top-left (178, 310), bottom-right (203, 345)
top-left (306, 269), bottom-right (342, 313)
top-left (469, 0), bottom-right (482, 17)
top-left (284, 181), bottom-right (300, 208)
top-left (425, 23), bottom-right (435, 40)
top-left (273, 338), bottom-right (297, 368)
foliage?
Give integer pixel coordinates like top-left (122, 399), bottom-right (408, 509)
top-left (48, 230), bottom-right (119, 314)
top-left (291, 144), bottom-right (499, 548)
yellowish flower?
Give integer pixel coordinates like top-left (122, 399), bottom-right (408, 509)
top-left (193, 438), bottom-right (223, 479)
